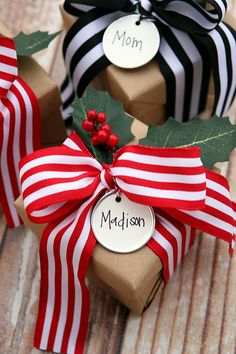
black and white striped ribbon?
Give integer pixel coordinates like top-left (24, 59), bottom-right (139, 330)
top-left (61, 0), bottom-right (236, 125)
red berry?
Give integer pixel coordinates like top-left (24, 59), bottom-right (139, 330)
top-left (96, 129), bottom-right (109, 143)
top-left (101, 123), bottom-right (111, 134)
top-left (86, 110), bottom-right (97, 121)
top-left (107, 134), bottom-right (119, 148)
top-left (82, 119), bottom-right (95, 132)
top-left (91, 135), bottom-right (100, 146)
top-left (91, 128), bottom-right (98, 137)
top-left (97, 112), bottom-right (107, 124)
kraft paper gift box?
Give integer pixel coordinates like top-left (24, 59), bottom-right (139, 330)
top-left (14, 119), bottom-right (164, 314)
top-left (0, 23), bottom-right (66, 147)
top-left (14, 115), bottom-right (222, 314)
top-left (60, 8), bottom-right (236, 126)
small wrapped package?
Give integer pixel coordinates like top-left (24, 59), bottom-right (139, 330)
top-left (15, 119), bottom-right (163, 314)
top-left (60, 5), bottom-right (236, 125)
top-left (0, 23), bottom-right (66, 147)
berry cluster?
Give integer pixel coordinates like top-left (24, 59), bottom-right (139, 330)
top-left (82, 110), bottom-right (119, 149)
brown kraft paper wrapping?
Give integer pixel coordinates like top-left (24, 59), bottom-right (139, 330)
top-left (60, 7), bottom-right (236, 126)
top-left (14, 119), bottom-right (164, 314)
top-left (0, 23), bottom-right (67, 147)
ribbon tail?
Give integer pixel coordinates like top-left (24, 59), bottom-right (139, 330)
top-left (60, 8), bottom-right (123, 121)
top-left (162, 170), bottom-right (236, 253)
top-left (34, 184), bottom-right (104, 354)
top-left (194, 21), bottom-right (236, 116)
top-left (157, 26), bottom-right (211, 121)
top-left (148, 209), bottom-right (195, 282)
top-left (0, 76), bottom-right (40, 228)
top-left (0, 36), bottom-right (40, 228)
top-left (61, 75), bottom-right (75, 124)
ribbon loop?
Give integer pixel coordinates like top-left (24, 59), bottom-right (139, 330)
top-left (19, 136), bottom-right (104, 223)
top-left (64, 0), bottom-right (227, 31)
top-left (111, 144), bottom-right (207, 209)
top-left (138, 0), bottom-right (153, 15)
top-left (151, 0), bottom-right (227, 34)
top-left (64, 0), bottom-right (136, 15)
top-left (101, 163), bottom-right (115, 189)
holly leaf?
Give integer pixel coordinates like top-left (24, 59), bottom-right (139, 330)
top-left (14, 31), bottom-right (61, 56)
top-left (140, 115), bottom-right (236, 169)
top-left (72, 88), bottom-right (134, 164)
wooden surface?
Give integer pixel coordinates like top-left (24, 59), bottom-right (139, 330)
top-left (1, 1), bottom-right (236, 353)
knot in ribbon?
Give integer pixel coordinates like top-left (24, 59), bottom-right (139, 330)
top-left (19, 131), bottom-right (236, 354)
top-left (61, 0), bottom-right (236, 124)
top-left (100, 163), bottom-right (115, 189)
top-left (0, 36), bottom-right (40, 228)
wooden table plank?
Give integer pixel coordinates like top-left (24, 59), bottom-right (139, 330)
top-left (84, 286), bottom-right (128, 354)
top-left (219, 150), bottom-right (236, 354)
top-left (167, 239), bottom-right (199, 354)
top-left (0, 213), bottom-right (7, 248)
top-left (0, 227), bottom-right (39, 353)
top-left (182, 235), bottom-right (216, 354)
top-left (120, 283), bottom-right (163, 354)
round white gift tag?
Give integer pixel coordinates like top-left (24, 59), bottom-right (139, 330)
top-left (91, 191), bottom-right (155, 253)
top-left (102, 14), bottom-right (160, 69)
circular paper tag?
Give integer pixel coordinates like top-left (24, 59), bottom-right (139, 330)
top-left (91, 191), bottom-right (155, 253)
top-left (102, 14), bottom-right (160, 69)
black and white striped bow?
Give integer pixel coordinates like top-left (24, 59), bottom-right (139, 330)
top-left (61, 0), bottom-right (236, 125)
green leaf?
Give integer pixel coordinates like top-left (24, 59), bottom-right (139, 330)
top-left (14, 31), bottom-right (61, 56)
top-left (140, 115), bottom-right (236, 169)
top-left (72, 88), bottom-right (134, 164)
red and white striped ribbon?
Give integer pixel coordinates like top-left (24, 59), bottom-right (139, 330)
top-left (0, 36), bottom-right (40, 228)
top-left (19, 132), bottom-right (236, 354)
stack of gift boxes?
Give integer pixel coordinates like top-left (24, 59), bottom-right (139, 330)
top-left (1, 1), bottom-right (236, 353)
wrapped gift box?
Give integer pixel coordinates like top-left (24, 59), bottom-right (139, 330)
top-left (0, 23), bottom-right (66, 147)
top-left (15, 119), bottom-right (164, 314)
top-left (14, 115), bottom-right (222, 314)
top-left (60, 8), bottom-right (236, 125)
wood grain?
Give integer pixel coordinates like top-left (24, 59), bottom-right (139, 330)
top-left (0, 227), bottom-right (40, 353)
top-left (0, 213), bottom-right (7, 248)
top-left (1, 1), bottom-right (236, 354)
top-left (0, 0), bottom-right (64, 73)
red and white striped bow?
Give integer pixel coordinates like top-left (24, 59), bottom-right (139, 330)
top-left (19, 132), bottom-right (236, 354)
top-left (0, 36), bottom-right (40, 227)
